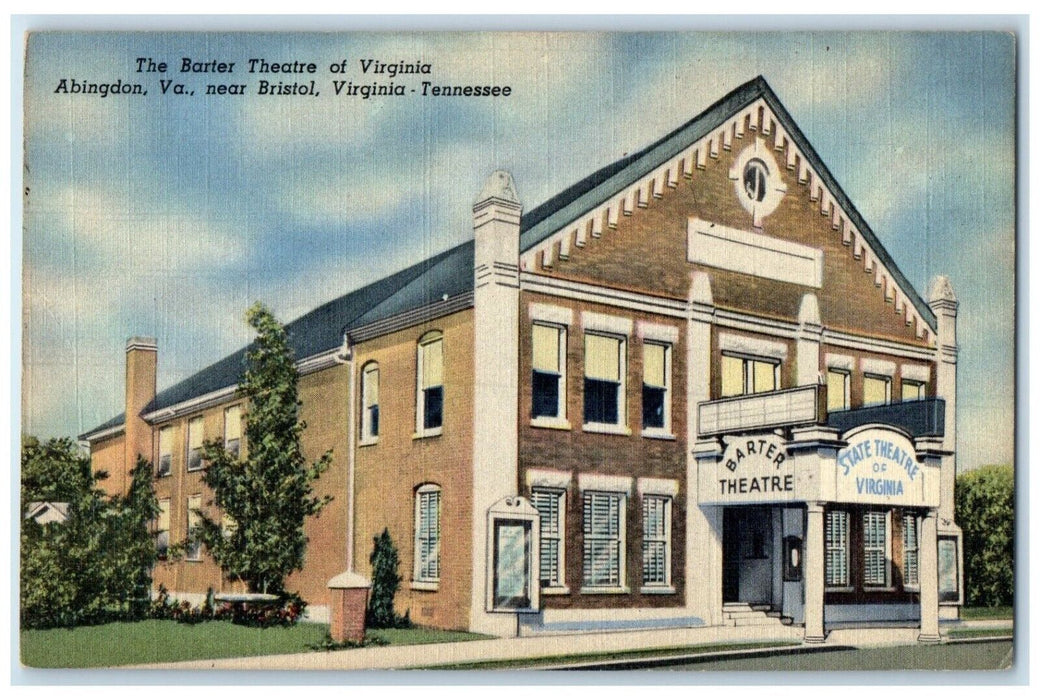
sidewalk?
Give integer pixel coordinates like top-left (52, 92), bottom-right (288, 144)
top-left (134, 618), bottom-right (1011, 671)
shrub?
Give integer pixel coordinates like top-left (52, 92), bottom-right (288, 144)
top-left (149, 585), bottom-right (306, 627)
top-left (955, 464), bottom-right (1014, 607)
top-left (366, 528), bottom-right (410, 629)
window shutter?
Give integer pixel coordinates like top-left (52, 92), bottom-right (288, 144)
top-left (532, 325), bottom-right (561, 373)
top-left (584, 334), bottom-right (620, 381)
top-left (825, 510), bottom-right (849, 587)
top-left (422, 339), bottom-right (443, 388)
top-left (903, 514), bottom-right (919, 586)
top-left (643, 344), bottom-right (666, 388)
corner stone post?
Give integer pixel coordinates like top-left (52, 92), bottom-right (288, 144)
top-left (327, 571), bottom-right (372, 644)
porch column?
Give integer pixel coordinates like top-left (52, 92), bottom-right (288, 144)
top-left (804, 501), bottom-right (826, 643)
top-left (918, 508), bottom-right (942, 643)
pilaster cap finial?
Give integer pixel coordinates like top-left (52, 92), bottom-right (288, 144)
top-left (475, 170), bottom-right (520, 207)
top-left (928, 275), bottom-right (957, 304)
top-left (126, 336), bottom-right (157, 352)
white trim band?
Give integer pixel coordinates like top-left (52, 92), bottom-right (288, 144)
top-left (719, 332), bottom-right (789, 360)
top-left (901, 364), bottom-right (932, 382)
top-left (578, 473), bottom-right (633, 495)
top-left (526, 468), bottom-right (572, 490)
top-left (825, 353), bottom-right (855, 371)
top-left (861, 358), bottom-right (896, 377)
top-left (529, 302), bottom-right (575, 326)
top-left (581, 311), bottom-right (633, 336)
top-left (637, 321), bottom-right (680, 344)
top-left (637, 477), bottom-right (679, 497)
top-left (688, 217), bottom-right (823, 288)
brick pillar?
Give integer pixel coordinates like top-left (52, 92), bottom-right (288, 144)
top-left (327, 571), bottom-right (371, 644)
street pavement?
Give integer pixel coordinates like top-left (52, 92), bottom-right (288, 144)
top-left (132, 618), bottom-right (1012, 672)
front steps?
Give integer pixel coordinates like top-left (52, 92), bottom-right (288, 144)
top-left (722, 602), bottom-right (794, 628)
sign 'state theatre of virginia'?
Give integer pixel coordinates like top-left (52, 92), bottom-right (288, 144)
top-left (83, 77), bottom-right (963, 643)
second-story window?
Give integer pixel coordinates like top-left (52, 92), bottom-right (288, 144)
top-left (721, 354), bottom-right (779, 397)
top-left (187, 417), bottom-right (204, 471)
top-left (584, 333), bottom-right (625, 427)
top-left (532, 323), bottom-right (566, 420)
top-left (863, 374), bottom-right (892, 407)
top-left (157, 426), bottom-right (173, 477)
top-left (361, 362), bottom-right (380, 442)
top-left (224, 405), bottom-right (241, 459)
top-left (641, 342), bottom-right (670, 432)
top-left (901, 379), bottom-right (925, 402)
top-left (416, 332), bottom-right (443, 434)
top-left (827, 369), bottom-right (851, 412)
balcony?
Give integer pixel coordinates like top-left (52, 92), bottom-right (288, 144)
top-left (698, 386), bottom-right (945, 438)
top-left (826, 398), bottom-right (945, 438)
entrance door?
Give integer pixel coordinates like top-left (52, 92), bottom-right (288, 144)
top-left (722, 506), bottom-right (774, 604)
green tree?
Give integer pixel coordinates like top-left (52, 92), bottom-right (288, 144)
top-left (367, 528), bottom-right (405, 628)
top-left (955, 464), bottom-right (1014, 607)
top-left (198, 302), bottom-right (332, 596)
top-left (21, 438), bottom-right (158, 628)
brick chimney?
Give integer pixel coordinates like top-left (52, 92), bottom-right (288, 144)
top-left (123, 336), bottom-right (157, 495)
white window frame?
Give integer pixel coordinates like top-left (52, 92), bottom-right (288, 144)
top-left (360, 362), bottom-right (380, 445)
top-left (863, 510), bottom-right (892, 588)
top-left (185, 495), bottom-right (202, 561)
top-left (903, 512), bottom-right (920, 590)
top-left (412, 484), bottom-right (441, 589)
top-left (863, 373), bottom-right (892, 407)
top-left (641, 341), bottom-right (673, 438)
top-left (224, 405), bottom-right (242, 459)
top-left (720, 352), bottom-right (780, 398)
top-left (582, 331), bottom-right (629, 435)
top-left (157, 426), bottom-right (173, 477)
top-left (531, 487), bottom-right (567, 593)
top-left (415, 332), bottom-right (444, 439)
top-left (531, 322), bottom-right (569, 429)
top-left (640, 494), bottom-right (673, 593)
top-left (581, 490), bottom-right (628, 593)
top-left (826, 368), bottom-right (851, 412)
top-left (825, 509), bottom-right (851, 590)
top-left (186, 416), bottom-right (204, 472)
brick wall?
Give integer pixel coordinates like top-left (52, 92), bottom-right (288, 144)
top-left (351, 309), bottom-right (475, 631)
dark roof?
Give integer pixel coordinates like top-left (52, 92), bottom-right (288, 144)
top-left (82, 76), bottom-right (935, 439)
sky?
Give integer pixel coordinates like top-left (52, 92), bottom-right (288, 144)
top-left (20, 30), bottom-right (1016, 470)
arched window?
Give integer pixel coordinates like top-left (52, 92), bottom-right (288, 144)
top-left (414, 484), bottom-right (442, 585)
top-left (416, 331), bottom-right (444, 435)
top-left (360, 362), bottom-right (380, 442)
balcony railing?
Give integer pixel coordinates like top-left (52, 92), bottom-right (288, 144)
top-left (826, 398), bottom-right (945, 438)
top-left (698, 385), bottom-right (946, 438)
top-left (698, 385), bottom-right (825, 436)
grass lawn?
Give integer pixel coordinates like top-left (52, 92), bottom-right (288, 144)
top-left (21, 620), bottom-right (490, 669)
top-left (961, 606), bottom-right (1014, 621)
top-left (946, 626), bottom-right (1014, 639)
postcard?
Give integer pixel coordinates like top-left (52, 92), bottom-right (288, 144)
top-left (18, 28), bottom-right (1016, 673)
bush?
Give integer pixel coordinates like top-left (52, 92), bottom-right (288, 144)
top-left (21, 440), bottom-right (158, 629)
top-left (955, 464), bottom-right (1014, 607)
top-left (149, 585), bottom-right (305, 627)
top-left (366, 528), bottom-right (410, 629)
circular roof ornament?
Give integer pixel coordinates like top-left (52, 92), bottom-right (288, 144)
top-left (730, 140), bottom-right (787, 227)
